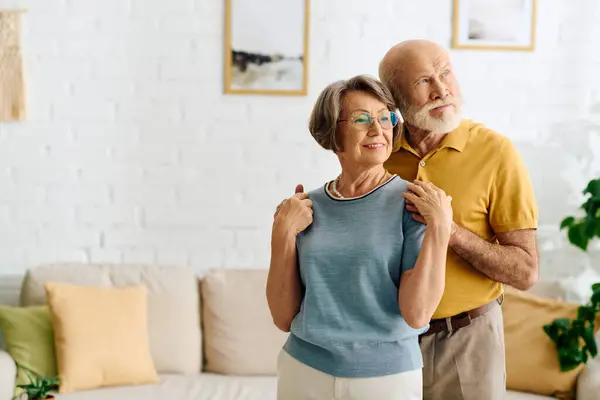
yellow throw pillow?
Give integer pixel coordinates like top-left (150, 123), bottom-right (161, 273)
top-left (44, 282), bottom-right (159, 394)
top-left (503, 287), bottom-right (600, 400)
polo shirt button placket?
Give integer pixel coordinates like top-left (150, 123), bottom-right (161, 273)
top-left (419, 161), bottom-right (426, 167)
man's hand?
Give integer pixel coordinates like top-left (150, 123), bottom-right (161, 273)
top-left (273, 191), bottom-right (313, 237)
top-left (405, 182), bottom-right (457, 236)
top-left (274, 184), bottom-right (304, 219)
top-left (403, 181), bottom-right (453, 231)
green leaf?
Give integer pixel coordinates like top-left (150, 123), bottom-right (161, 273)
top-left (553, 317), bottom-right (571, 330)
top-left (568, 222), bottom-right (590, 251)
top-left (584, 216), bottom-right (600, 237)
top-left (593, 283), bottom-right (600, 292)
top-left (544, 323), bottom-right (560, 342)
top-left (578, 306), bottom-right (596, 322)
top-left (583, 178), bottom-right (600, 199)
top-left (558, 347), bottom-right (585, 372)
top-left (592, 290), bottom-right (600, 309)
top-left (15, 384), bottom-right (35, 389)
top-left (584, 324), bottom-right (598, 357)
top-left (560, 216), bottom-right (576, 230)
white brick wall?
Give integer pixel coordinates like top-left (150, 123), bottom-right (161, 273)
top-left (0, 0), bottom-right (599, 277)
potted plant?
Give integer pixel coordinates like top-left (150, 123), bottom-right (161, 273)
top-left (543, 178), bottom-right (600, 371)
top-left (13, 367), bottom-right (59, 400)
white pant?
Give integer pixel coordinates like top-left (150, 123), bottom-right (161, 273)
top-left (277, 350), bottom-right (423, 400)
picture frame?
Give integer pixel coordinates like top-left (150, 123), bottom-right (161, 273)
top-left (452, 0), bottom-right (537, 51)
top-left (224, 0), bottom-right (310, 96)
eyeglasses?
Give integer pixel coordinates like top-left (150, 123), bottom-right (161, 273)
top-left (338, 110), bottom-right (399, 131)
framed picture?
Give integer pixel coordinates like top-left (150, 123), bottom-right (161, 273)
top-left (224, 0), bottom-right (310, 96)
top-left (452, 0), bottom-right (537, 51)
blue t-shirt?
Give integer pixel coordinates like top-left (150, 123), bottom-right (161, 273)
top-left (283, 175), bottom-right (428, 378)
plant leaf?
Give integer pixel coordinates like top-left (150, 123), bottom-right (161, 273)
top-left (554, 318), bottom-right (572, 330)
top-left (15, 384), bottom-right (35, 389)
top-left (578, 306), bottom-right (596, 322)
top-left (584, 324), bottom-right (598, 357)
top-left (560, 216), bottom-right (576, 230)
top-left (583, 178), bottom-right (600, 199)
top-left (584, 216), bottom-right (599, 237)
top-left (558, 346), bottom-right (584, 371)
top-left (592, 290), bottom-right (600, 309)
top-left (568, 222), bottom-right (590, 251)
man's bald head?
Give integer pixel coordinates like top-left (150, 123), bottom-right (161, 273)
top-left (379, 40), bottom-right (450, 100)
top-left (378, 40), bottom-right (462, 134)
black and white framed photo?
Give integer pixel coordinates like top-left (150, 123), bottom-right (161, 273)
top-left (224, 0), bottom-right (310, 96)
top-left (452, 0), bottom-right (537, 51)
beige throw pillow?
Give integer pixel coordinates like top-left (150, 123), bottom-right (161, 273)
top-left (45, 282), bottom-right (159, 393)
top-left (20, 263), bottom-right (202, 374)
top-left (201, 269), bottom-right (288, 374)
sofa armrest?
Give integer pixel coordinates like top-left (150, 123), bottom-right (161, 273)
top-left (577, 354), bottom-right (600, 400)
top-left (0, 349), bottom-right (15, 400)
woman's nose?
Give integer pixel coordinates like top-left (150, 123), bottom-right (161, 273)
top-left (369, 119), bottom-right (383, 135)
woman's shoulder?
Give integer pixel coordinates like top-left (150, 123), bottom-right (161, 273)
top-left (385, 175), bottom-right (410, 193)
top-left (306, 183), bottom-right (329, 200)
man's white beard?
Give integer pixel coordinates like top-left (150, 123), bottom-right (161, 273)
top-left (400, 98), bottom-right (463, 134)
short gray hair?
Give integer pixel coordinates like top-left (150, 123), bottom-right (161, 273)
top-left (308, 75), bottom-right (401, 152)
top-left (378, 59), bottom-right (406, 111)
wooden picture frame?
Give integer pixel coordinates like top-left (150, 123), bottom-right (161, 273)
top-left (224, 0), bottom-right (310, 96)
top-left (452, 0), bottom-right (537, 51)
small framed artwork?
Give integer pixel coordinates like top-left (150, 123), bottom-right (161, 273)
top-left (224, 0), bottom-right (310, 96)
top-left (452, 0), bottom-right (537, 51)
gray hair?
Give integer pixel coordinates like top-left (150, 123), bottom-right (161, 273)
top-left (308, 75), bottom-right (401, 152)
top-left (378, 59), bottom-right (406, 112)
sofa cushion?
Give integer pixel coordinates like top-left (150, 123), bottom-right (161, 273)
top-left (48, 373), bottom-right (276, 400)
top-left (0, 349), bottom-right (17, 400)
top-left (506, 391), bottom-right (557, 400)
top-left (503, 285), bottom-right (600, 400)
top-left (45, 282), bottom-right (159, 393)
top-left (201, 269), bottom-right (288, 375)
top-left (20, 263), bottom-right (201, 374)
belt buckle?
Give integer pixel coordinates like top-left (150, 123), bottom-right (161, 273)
top-left (452, 312), bottom-right (473, 332)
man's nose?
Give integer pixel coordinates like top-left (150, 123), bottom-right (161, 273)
top-left (430, 80), bottom-right (448, 100)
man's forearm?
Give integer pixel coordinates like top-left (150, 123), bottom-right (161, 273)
top-left (449, 224), bottom-right (537, 290)
top-left (266, 224), bottom-right (303, 332)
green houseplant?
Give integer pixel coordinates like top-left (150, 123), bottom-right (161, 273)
top-left (13, 366), bottom-right (59, 400)
top-left (543, 178), bottom-right (600, 372)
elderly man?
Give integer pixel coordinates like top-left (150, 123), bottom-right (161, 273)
top-left (378, 39), bottom-right (539, 399)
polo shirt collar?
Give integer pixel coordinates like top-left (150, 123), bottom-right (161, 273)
top-left (398, 119), bottom-right (469, 153)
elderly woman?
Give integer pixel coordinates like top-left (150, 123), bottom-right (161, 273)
top-left (267, 75), bottom-right (453, 400)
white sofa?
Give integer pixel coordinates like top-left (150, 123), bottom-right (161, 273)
top-left (0, 263), bottom-right (598, 400)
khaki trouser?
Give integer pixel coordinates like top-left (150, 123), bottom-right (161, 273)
top-left (277, 349), bottom-right (423, 400)
top-left (419, 302), bottom-right (506, 400)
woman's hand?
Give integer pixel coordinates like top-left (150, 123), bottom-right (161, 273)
top-left (273, 192), bottom-right (313, 237)
top-left (403, 180), bottom-right (453, 233)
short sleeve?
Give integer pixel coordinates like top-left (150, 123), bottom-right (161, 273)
top-left (401, 208), bottom-right (426, 272)
top-left (489, 139), bottom-right (538, 233)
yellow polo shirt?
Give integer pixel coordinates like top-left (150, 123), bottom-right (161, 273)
top-left (384, 119), bottom-right (538, 319)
